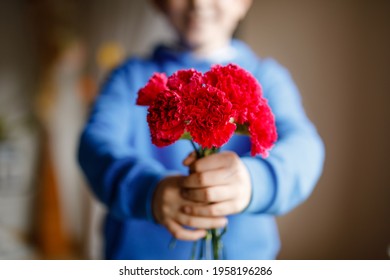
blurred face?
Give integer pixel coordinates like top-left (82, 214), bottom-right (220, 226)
top-left (158, 0), bottom-right (252, 54)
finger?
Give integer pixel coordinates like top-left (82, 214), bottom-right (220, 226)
top-left (189, 151), bottom-right (238, 173)
top-left (182, 168), bottom-right (235, 188)
top-left (182, 151), bottom-right (197, 166)
top-left (175, 212), bottom-right (228, 229)
top-left (181, 185), bottom-right (237, 203)
top-left (183, 200), bottom-right (239, 217)
top-left (165, 219), bottom-right (207, 241)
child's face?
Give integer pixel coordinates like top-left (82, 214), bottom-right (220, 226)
top-left (159, 0), bottom-right (252, 53)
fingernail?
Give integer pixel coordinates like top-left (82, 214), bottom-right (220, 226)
top-left (183, 206), bottom-right (191, 214)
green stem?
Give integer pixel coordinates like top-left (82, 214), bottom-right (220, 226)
top-left (205, 230), bottom-right (212, 260)
top-left (189, 140), bottom-right (200, 158)
top-left (191, 241), bottom-right (198, 260)
top-left (211, 229), bottom-right (219, 260)
top-left (169, 237), bottom-right (177, 250)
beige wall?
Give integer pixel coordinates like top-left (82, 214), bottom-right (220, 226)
top-left (1, 0), bottom-right (389, 260)
top-left (240, 0), bottom-right (390, 259)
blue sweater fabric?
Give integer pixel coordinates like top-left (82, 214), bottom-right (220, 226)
top-left (78, 39), bottom-right (325, 260)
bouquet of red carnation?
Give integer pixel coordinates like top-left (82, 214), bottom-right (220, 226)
top-left (137, 63), bottom-right (277, 259)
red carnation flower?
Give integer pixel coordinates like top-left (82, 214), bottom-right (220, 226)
top-left (167, 69), bottom-right (204, 96)
top-left (248, 100), bottom-right (278, 157)
top-left (204, 64), bottom-right (263, 124)
top-left (147, 89), bottom-right (185, 147)
top-left (139, 64), bottom-right (277, 158)
top-left (185, 85), bottom-right (236, 149)
top-left (137, 72), bottom-right (168, 106)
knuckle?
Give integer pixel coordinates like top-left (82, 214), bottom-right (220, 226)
top-left (232, 201), bottom-right (241, 213)
top-left (197, 172), bottom-right (206, 185)
top-left (213, 219), bottom-right (225, 228)
top-left (195, 207), bottom-right (203, 216)
top-left (203, 189), bottom-right (213, 201)
top-left (187, 206), bottom-right (197, 216)
top-left (184, 205), bottom-right (193, 215)
top-left (193, 161), bottom-right (201, 172)
top-left (164, 189), bottom-right (175, 201)
top-left (225, 151), bottom-right (237, 162)
top-left (236, 172), bottom-right (244, 183)
top-left (186, 217), bottom-right (197, 228)
top-left (179, 214), bottom-right (190, 226)
top-left (161, 205), bottom-right (169, 215)
top-left (209, 205), bottom-right (219, 216)
top-left (172, 229), bottom-right (181, 239)
top-left (218, 219), bottom-right (226, 227)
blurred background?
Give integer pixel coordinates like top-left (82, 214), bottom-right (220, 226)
top-left (0, 0), bottom-right (389, 260)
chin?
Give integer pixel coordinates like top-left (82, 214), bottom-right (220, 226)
top-left (182, 33), bottom-right (215, 50)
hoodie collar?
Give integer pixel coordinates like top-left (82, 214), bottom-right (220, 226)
top-left (152, 39), bottom-right (260, 73)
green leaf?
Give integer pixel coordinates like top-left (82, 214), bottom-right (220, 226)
top-left (179, 131), bottom-right (192, 140)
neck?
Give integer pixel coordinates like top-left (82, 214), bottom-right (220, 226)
top-left (180, 38), bottom-right (232, 59)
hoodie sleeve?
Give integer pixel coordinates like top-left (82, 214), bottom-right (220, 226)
top-left (77, 64), bottom-right (167, 221)
top-left (242, 59), bottom-right (325, 215)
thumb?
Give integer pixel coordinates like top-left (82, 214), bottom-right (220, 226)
top-left (182, 151), bottom-right (197, 167)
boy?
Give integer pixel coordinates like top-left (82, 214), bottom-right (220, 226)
top-left (78, 0), bottom-right (325, 259)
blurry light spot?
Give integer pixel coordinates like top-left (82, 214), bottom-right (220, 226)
top-left (96, 41), bottom-right (125, 71)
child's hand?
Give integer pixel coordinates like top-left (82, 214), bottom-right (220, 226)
top-left (181, 151), bottom-right (252, 217)
top-left (152, 175), bottom-right (228, 241)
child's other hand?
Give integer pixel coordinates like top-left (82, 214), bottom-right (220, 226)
top-left (152, 175), bottom-right (227, 241)
top-left (181, 151), bottom-right (252, 217)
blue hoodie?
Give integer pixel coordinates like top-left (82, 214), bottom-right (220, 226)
top-left (78, 39), bottom-right (325, 259)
